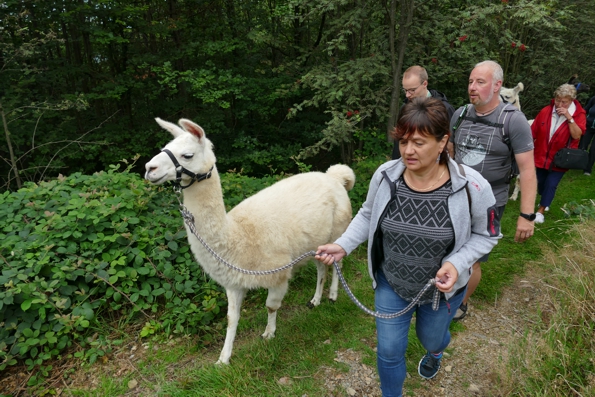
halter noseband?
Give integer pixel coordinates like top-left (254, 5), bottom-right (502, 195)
top-left (162, 148), bottom-right (213, 189)
top-left (500, 94), bottom-right (517, 107)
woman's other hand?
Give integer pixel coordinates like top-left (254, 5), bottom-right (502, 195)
top-left (435, 262), bottom-right (459, 292)
top-left (315, 244), bottom-right (347, 266)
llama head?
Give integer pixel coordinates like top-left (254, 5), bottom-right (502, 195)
top-left (499, 82), bottom-right (524, 111)
top-left (144, 118), bottom-right (216, 185)
top-left (567, 75), bottom-right (590, 95)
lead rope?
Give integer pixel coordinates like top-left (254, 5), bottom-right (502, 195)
top-left (177, 198), bottom-right (440, 318)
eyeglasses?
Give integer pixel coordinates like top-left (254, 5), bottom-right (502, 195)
top-left (402, 84), bottom-right (422, 95)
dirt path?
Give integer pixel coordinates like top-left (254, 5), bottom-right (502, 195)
top-left (321, 268), bottom-right (544, 396)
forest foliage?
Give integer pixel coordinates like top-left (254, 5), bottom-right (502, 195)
top-left (1, 0), bottom-right (594, 191)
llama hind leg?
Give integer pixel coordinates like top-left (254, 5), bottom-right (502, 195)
top-left (262, 282), bottom-right (289, 339)
top-left (217, 287), bottom-right (246, 365)
top-left (328, 260), bottom-right (341, 302)
top-left (307, 261), bottom-right (328, 308)
top-left (510, 175), bottom-right (521, 201)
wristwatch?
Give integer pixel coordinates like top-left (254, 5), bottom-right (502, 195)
top-left (569, 118), bottom-right (575, 124)
top-left (520, 212), bottom-right (536, 221)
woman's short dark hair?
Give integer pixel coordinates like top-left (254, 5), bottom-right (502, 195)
top-left (392, 97), bottom-right (451, 164)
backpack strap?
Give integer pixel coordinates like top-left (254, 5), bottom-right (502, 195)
top-left (452, 104), bottom-right (469, 134)
top-left (457, 164), bottom-right (472, 213)
top-left (492, 104), bottom-right (519, 185)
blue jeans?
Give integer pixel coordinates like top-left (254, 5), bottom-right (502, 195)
top-left (536, 167), bottom-right (566, 207)
top-left (375, 269), bottom-right (465, 397)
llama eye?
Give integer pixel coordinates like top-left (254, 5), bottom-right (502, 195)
top-left (182, 154), bottom-right (194, 160)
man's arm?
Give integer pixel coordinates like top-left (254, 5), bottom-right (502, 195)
top-left (514, 150), bottom-right (537, 242)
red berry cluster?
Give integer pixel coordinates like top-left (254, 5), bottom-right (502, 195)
top-left (512, 42), bottom-right (527, 52)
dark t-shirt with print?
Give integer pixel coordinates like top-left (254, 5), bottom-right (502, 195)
top-left (449, 102), bottom-right (533, 206)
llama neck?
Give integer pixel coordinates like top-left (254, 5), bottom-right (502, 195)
top-left (181, 167), bottom-right (229, 237)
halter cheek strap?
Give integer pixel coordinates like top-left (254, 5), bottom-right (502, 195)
top-left (162, 148), bottom-right (213, 189)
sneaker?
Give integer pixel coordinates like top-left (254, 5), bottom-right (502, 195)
top-left (418, 352), bottom-right (442, 379)
top-left (453, 302), bottom-right (467, 321)
top-left (585, 172), bottom-right (591, 176)
top-left (535, 212), bottom-right (545, 224)
top-left (545, 206), bottom-right (549, 212)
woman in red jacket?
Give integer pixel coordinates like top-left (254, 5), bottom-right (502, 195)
top-left (531, 84), bottom-right (586, 223)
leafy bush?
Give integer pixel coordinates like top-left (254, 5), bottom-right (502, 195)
top-left (349, 128), bottom-right (392, 211)
top-left (0, 160), bottom-right (229, 376)
top-left (561, 199), bottom-right (595, 220)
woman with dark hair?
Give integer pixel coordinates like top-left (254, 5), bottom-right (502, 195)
top-left (315, 97), bottom-right (501, 397)
top-left (531, 83), bottom-right (587, 223)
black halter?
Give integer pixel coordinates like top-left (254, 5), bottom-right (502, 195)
top-left (162, 148), bottom-right (213, 190)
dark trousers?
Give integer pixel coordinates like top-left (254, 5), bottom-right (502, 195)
top-left (536, 167), bottom-right (566, 208)
top-left (579, 127), bottom-right (595, 173)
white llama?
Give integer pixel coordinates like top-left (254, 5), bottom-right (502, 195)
top-left (500, 82), bottom-right (524, 111)
top-left (500, 82), bottom-right (524, 201)
top-left (144, 118), bottom-right (355, 364)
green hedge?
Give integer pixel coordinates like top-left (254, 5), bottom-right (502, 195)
top-left (0, 161), bottom-right (233, 376)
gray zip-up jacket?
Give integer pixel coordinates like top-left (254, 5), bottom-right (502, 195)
top-left (335, 157), bottom-right (501, 300)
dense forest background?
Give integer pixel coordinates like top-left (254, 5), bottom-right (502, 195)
top-left (2, 0), bottom-right (594, 191)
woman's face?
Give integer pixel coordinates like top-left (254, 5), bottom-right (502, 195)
top-left (554, 96), bottom-right (573, 109)
top-left (399, 130), bottom-right (448, 172)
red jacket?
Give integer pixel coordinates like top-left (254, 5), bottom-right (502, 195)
top-left (531, 99), bottom-right (586, 171)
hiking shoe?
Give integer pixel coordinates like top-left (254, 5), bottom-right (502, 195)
top-left (584, 172), bottom-right (591, 176)
top-left (535, 212), bottom-right (545, 224)
top-left (453, 302), bottom-right (467, 321)
top-left (418, 352), bottom-right (442, 379)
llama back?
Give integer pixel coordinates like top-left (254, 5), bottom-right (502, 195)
top-left (226, 166), bottom-right (354, 267)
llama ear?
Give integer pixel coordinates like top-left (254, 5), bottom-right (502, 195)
top-left (155, 117), bottom-right (185, 138)
top-left (515, 82), bottom-right (524, 93)
top-left (178, 119), bottom-right (205, 140)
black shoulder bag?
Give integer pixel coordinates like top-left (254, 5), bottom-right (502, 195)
top-left (552, 137), bottom-right (589, 170)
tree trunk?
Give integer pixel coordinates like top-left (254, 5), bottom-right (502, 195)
top-left (386, 0), bottom-right (414, 141)
top-left (0, 100), bottom-right (22, 189)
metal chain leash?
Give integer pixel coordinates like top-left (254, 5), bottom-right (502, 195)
top-left (178, 201), bottom-right (440, 318)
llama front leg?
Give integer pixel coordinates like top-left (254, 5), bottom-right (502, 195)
top-left (307, 261), bottom-right (328, 308)
top-left (217, 287), bottom-right (246, 365)
top-left (262, 282), bottom-right (289, 339)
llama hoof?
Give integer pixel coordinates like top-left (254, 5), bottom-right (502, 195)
top-left (306, 301), bottom-right (315, 309)
top-left (215, 359), bottom-right (230, 366)
top-left (261, 331), bottom-right (275, 340)
top-left (328, 298), bottom-right (336, 304)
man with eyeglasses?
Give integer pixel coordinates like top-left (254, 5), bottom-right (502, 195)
top-left (392, 66), bottom-right (455, 159)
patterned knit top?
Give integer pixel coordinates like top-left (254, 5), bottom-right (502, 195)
top-left (380, 176), bottom-right (455, 304)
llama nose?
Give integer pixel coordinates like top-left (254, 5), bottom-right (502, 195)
top-left (144, 165), bottom-right (157, 179)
